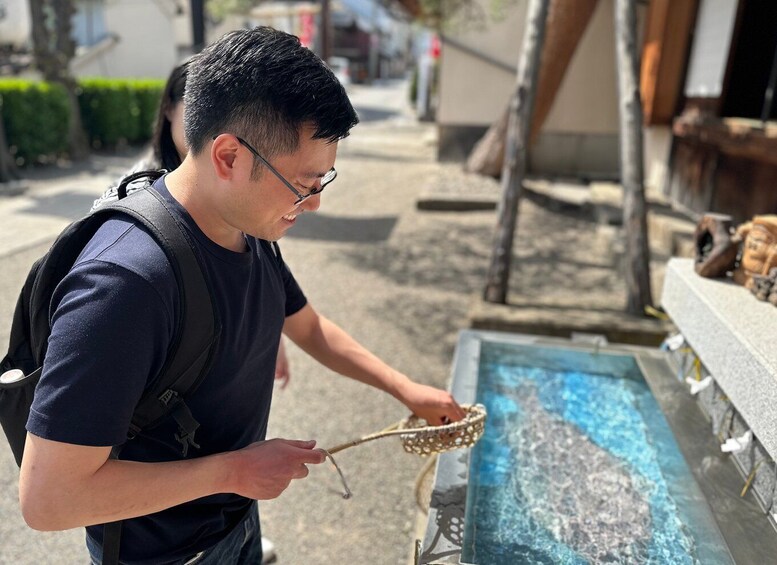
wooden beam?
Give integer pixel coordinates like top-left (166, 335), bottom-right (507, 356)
top-left (640, 0), bottom-right (699, 125)
top-left (673, 117), bottom-right (777, 167)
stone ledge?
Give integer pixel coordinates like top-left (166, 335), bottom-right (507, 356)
top-left (415, 197), bottom-right (497, 212)
top-left (661, 258), bottom-right (777, 461)
top-left (468, 295), bottom-right (670, 346)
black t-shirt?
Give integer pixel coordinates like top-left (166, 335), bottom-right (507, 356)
top-left (28, 177), bottom-right (307, 564)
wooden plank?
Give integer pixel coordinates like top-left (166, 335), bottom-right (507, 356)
top-left (640, 0), bottom-right (700, 125)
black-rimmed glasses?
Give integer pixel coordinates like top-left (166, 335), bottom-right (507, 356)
top-left (222, 135), bottom-right (337, 205)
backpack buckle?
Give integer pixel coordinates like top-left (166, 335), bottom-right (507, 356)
top-left (158, 389), bottom-right (178, 406)
top-left (169, 400), bottom-right (201, 457)
top-left (175, 429), bottom-right (201, 458)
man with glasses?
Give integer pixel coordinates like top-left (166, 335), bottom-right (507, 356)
top-left (18, 26), bottom-right (464, 565)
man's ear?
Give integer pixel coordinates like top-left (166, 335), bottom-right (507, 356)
top-left (211, 135), bottom-right (240, 180)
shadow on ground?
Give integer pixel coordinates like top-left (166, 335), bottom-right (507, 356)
top-left (339, 149), bottom-right (430, 164)
top-left (341, 221), bottom-right (493, 294)
top-left (16, 190), bottom-right (96, 221)
top-left (341, 194), bottom-right (626, 313)
top-left (287, 212), bottom-right (398, 243)
top-left (353, 105), bottom-right (400, 122)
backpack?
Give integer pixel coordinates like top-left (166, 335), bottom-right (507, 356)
top-left (0, 171), bottom-right (221, 564)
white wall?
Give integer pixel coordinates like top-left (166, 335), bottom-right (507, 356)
top-left (437, 1), bottom-right (526, 126)
top-left (684, 0), bottom-right (738, 98)
top-left (73, 0), bottom-right (178, 78)
top-left (644, 126), bottom-right (672, 193)
top-left (0, 0), bottom-right (31, 48)
top-left (437, 0), bottom-right (620, 135)
top-left (542, 0), bottom-right (619, 135)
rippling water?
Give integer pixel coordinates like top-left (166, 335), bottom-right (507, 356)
top-left (461, 344), bottom-right (731, 565)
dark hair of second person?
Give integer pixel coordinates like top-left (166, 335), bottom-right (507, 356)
top-left (153, 61), bottom-right (189, 171)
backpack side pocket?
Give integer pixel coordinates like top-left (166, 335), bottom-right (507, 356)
top-left (0, 367), bottom-right (42, 467)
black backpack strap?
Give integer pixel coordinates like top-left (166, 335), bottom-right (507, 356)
top-left (16, 183), bottom-right (218, 565)
top-left (102, 521), bottom-right (122, 565)
top-left (98, 188), bottom-right (220, 565)
top-left (108, 188), bottom-right (220, 447)
top-left (29, 186), bottom-right (220, 447)
top-left (116, 169), bottom-right (165, 200)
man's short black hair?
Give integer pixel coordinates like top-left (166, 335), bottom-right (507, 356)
top-left (184, 26), bottom-right (359, 161)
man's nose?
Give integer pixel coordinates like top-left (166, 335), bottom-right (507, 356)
top-left (300, 193), bottom-right (321, 212)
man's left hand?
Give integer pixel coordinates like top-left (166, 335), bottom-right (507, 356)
top-left (399, 382), bottom-right (466, 426)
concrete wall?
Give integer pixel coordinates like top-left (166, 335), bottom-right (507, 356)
top-left (72, 0), bottom-right (179, 78)
top-left (683, 0), bottom-right (738, 98)
top-left (0, 0), bottom-right (31, 48)
top-left (644, 125), bottom-right (672, 194)
top-left (436, 3), bottom-right (524, 126)
top-left (436, 0), bottom-right (621, 178)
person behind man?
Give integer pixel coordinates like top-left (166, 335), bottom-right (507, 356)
top-left (90, 61), bottom-right (188, 209)
top-left (19, 26), bottom-right (464, 564)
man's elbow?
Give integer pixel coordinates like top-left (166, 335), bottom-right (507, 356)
top-left (20, 494), bottom-right (62, 531)
top-left (19, 475), bottom-right (71, 531)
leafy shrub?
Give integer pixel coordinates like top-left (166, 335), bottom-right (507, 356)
top-left (79, 78), bottom-right (164, 148)
top-left (0, 80), bottom-right (70, 165)
top-left (132, 79), bottom-right (166, 141)
top-left (0, 77), bottom-right (164, 164)
top-left (78, 79), bottom-right (136, 147)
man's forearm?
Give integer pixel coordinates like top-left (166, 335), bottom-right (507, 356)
top-left (284, 305), bottom-right (466, 425)
top-left (20, 440), bottom-right (232, 530)
top-left (20, 435), bottom-right (323, 531)
top-left (285, 307), bottom-right (412, 401)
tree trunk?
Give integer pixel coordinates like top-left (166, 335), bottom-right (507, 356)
top-left (466, 0), bottom-right (599, 177)
top-left (0, 115), bottom-right (20, 183)
top-left (29, 0), bottom-right (89, 160)
top-left (483, 0), bottom-right (550, 304)
top-left (614, 0), bottom-right (652, 314)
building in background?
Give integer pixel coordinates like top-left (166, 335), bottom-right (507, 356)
top-left (0, 0), bottom-right (32, 75)
top-left (434, 0), bottom-right (777, 222)
top-left (2, 0), bottom-right (412, 83)
top-left (0, 0), bottom-right (30, 49)
top-left (436, 0), bottom-right (623, 181)
top-left (70, 0), bottom-right (184, 78)
top-left (241, 0), bottom-right (411, 84)
top-left (649, 0), bottom-right (777, 222)
top-left (1, 0), bottom-right (191, 79)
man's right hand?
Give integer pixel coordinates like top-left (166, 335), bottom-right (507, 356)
top-left (226, 438), bottom-right (326, 500)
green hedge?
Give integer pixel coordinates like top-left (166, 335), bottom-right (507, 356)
top-left (0, 77), bottom-right (165, 165)
top-left (133, 79), bottom-right (166, 141)
top-left (0, 80), bottom-right (70, 165)
top-left (78, 78), bottom-right (165, 148)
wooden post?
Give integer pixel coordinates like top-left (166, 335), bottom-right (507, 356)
top-left (320, 0), bottom-right (333, 62)
top-left (483, 0), bottom-right (550, 304)
top-left (190, 0), bottom-right (206, 53)
top-left (615, 0), bottom-right (653, 314)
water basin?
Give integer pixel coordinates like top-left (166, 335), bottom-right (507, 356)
top-left (419, 331), bottom-right (777, 564)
